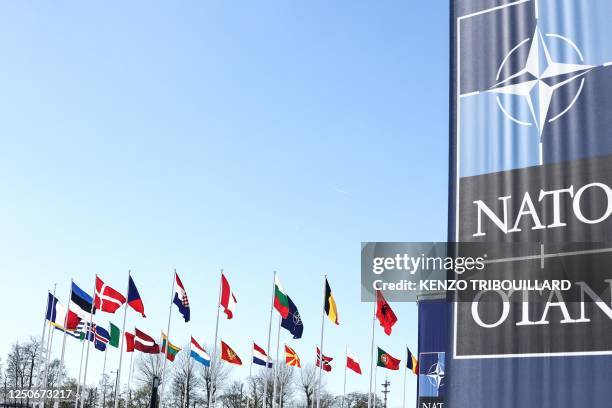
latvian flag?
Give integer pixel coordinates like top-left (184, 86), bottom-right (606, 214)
top-left (46, 293), bottom-right (81, 331)
top-left (125, 328), bottom-right (160, 354)
top-left (252, 343), bottom-right (272, 368)
top-left (190, 337), bottom-right (211, 367)
top-left (94, 275), bottom-right (126, 314)
top-left (173, 272), bottom-right (190, 322)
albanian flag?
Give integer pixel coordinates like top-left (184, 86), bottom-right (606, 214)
top-left (375, 290), bottom-right (397, 335)
top-left (221, 341), bottom-right (242, 365)
top-left (377, 347), bottom-right (400, 370)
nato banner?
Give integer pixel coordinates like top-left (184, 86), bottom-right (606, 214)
top-left (442, 0), bottom-right (612, 407)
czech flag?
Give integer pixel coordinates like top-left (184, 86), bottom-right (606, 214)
top-left (127, 275), bottom-right (146, 317)
top-left (190, 337), bottom-right (211, 367)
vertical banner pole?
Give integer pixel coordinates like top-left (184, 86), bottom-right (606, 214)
top-left (263, 271), bottom-right (276, 408)
top-left (367, 302), bottom-right (376, 408)
top-left (57, 280), bottom-right (73, 391)
top-left (80, 278), bottom-right (97, 408)
top-left (160, 269), bottom-right (177, 404)
top-left (209, 269), bottom-right (223, 408)
top-left (113, 270), bottom-right (131, 408)
top-left (316, 275), bottom-right (327, 408)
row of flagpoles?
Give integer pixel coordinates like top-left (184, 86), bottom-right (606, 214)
top-left (38, 270), bottom-right (419, 408)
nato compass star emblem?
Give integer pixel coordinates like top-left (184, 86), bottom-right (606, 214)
top-left (488, 25), bottom-right (593, 162)
top-left (427, 362), bottom-right (445, 389)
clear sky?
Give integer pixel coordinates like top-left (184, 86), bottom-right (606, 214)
top-left (0, 2), bottom-right (448, 407)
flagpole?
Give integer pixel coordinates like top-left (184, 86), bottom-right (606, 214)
top-left (75, 326), bottom-right (86, 408)
top-left (101, 348), bottom-right (108, 408)
top-left (272, 316), bottom-right (281, 408)
top-left (43, 284), bottom-right (57, 393)
top-left (44, 327), bottom-right (55, 393)
top-left (367, 301), bottom-right (376, 408)
top-left (80, 278), bottom-right (97, 408)
top-left (209, 269), bottom-right (223, 408)
top-left (160, 269), bottom-right (177, 404)
top-left (113, 270), bottom-right (131, 408)
top-left (37, 290), bottom-right (51, 391)
top-left (402, 347), bottom-right (407, 408)
top-left (373, 365), bottom-right (377, 408)
top-left (263, 271), bottom-right (276, 408)
top-left (316, 275), bottom-right (327, 408)
top-left (183, 339), bottom-right (191, 408)
top-left (57, 279), bottom-right (74, 392)
top-left (126, 349), bottom-right (134, 408)
top-left (249, 341), bottom-right (254, 408)
top-left (342, 345), bottom-right (347, 408)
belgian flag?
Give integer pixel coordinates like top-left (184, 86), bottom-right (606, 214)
top-left (324, 278), bottom-right (339, 325)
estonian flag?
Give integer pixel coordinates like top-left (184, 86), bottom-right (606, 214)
top-left (71, 282), bottom-right (94, 317)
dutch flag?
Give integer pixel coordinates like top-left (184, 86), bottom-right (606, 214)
top-left (190, 337), bottom-right (211, 367)
top-left (253, 342), bottom-right (273, 368)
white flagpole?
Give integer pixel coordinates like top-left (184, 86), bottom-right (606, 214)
top-left (101, 348), bottom-right (108, 408)
top-left (113, 270), bottom-right (131, 408)
top-left (44, 327), bottom-right (55, 392)
top-left (37, 290), bottom-right (51, 390)
top-left (43, 284), bottom-right (57, 392)
top-left (272, 316), bottom-right (281, 408)
top-left (249, 341), bottom-right (254, 408)
top-left (373, 365), bottom-right (378, 408)
top-left (126, 350), bottom-right (134, 408)
top-left (182, 340), bottom-right (191, 408)
top-left (209, 269), bottom-right (223, 408)
top-left (367, 302), bottom-right (376, 408)
top-left (402, 347), bottom-right (407, 408)
top-left (278, 380), bottom-right (283, 408)
top-left (75, 326), bottom-right (86, 408)
top-left (57, 280), bottom-right (74, 391)
top-left (316, 275), bottom-right (327, 408)
top-left (342, 345), bottom-right (347, 408)
top-left (160, 269), bottom-right (177, 404)
top-left (80, 278), bottom-right (97, 408)
top-left (263, 271), bottom-right (276, 408)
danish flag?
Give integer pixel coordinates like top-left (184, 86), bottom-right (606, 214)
top-left (94, 275), bottom-right (126, 314)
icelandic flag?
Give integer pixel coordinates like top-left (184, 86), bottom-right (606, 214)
top-left (173, 272), bottom-right (190, 322)
top-left (253, 343), bottom-right (273, 368)
top-left (127, 275), bottom-right (146, 317)
top-left (190, 337), bottom-right (210, 367)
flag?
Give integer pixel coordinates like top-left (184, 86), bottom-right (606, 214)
top-left (127, 275), bottom-right (146, 317)
top-left (273, 276), bottom-right (290, 318)
top-left (324, 278), bottom-right (339, 325)
top-left (375, 290), bottom-right (397, 336)
top-left (126, 328), bottom-right (160, 354)
top-left (221, 341), bottom-right (242, 365)
top-left (285, 345), bottom-right (301, 368)
top-left (161, 332), bottom-right (182, 362)
top-left (252, 343), bottom-right (272, 368)
top-left (54, 320), bottom-right (84, 339)
top-left (94, 275), bottom-right (126, 314)
top-left (280, 296), bottom-right (303, 339)
top-left (71, 282), bottom-right (94, 318)
top-left (190, 337), bottom-right (211, 367)
top-left (407, 348), bottom-right (418, 375)
top-left (82, 322), bottom-right (111, 352)
top-left (316, 347), bottom-right (332, 372)
top-left (346, 349), bottom-right (362, 374)
top-left (220, 273), bottom-right (237, 319)
top-left (46, 293), bottom-right (81, 330)
top-left (376, 347), bottom-right (400, 370)
top-left (173, 272), bottom-right (190, 322)
top-left (109, 323), bottom-right (120, 348)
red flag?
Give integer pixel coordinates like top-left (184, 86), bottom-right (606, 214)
top-left (125, 332), bottom-right (135, 352)
top-left (221, 341), bottom-right (242, 365)
top-left (346, 350), bottom-right (362, 374)
top-left (94, 275), bottom-right (126, 314)
top-left (316, 347), bottom-right (333, 372)
top-left (132, 328), bottom-right (160, 354)
top-left (375, 290), bottom-right (397, 335)
top-left (220, 273), bottom-right (237, 319)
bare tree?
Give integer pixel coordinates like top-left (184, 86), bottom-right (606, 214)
top-left (220, 380), bottom-right (245, 408)
top-left (296, 364), bottom-right (317, 408)
top-left (170, 348), bottom-right (201, 408)
top-left (342, 392), bottom-right (380, 408)
top-left (199, 347), bottom-right (231, 406)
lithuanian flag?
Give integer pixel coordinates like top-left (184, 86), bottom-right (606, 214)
top-left (161, 332), bottom-right (182, 362)
top-left (324, 278), bottom-right (339, 325)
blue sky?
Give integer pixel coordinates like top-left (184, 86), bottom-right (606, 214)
top-left (0, 2), bottom-right (448, 407)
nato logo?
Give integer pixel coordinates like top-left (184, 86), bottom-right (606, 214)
top-left (419, 352), bottom-right (445, 398)
top-left (457, 0), bottom-right (612, 177)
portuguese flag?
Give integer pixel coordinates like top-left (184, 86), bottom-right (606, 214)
top-left (376, 347), bottom-right (400, 370)
top-left (274, 276), bottom-right (290, 319)
top-left (161, 332), bottom-right (182, 362)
